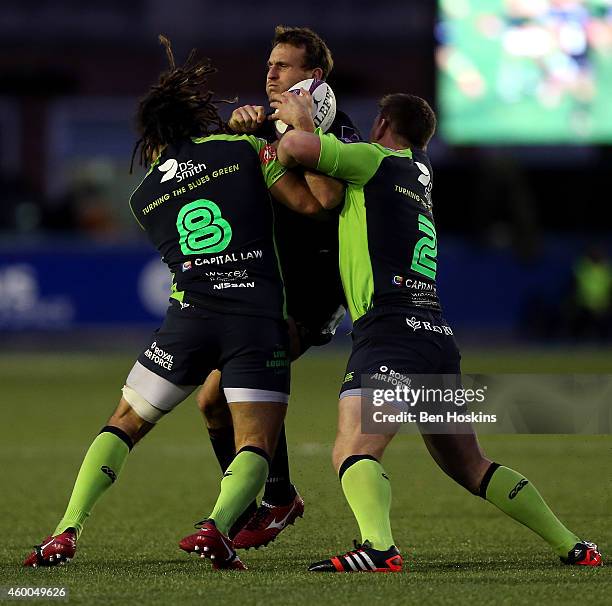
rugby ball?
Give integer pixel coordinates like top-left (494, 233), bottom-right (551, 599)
top-left (274, 78), bottom-right (336, 138)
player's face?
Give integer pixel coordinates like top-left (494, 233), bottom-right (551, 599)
top-left (266, 44), bottom-right (315, 101)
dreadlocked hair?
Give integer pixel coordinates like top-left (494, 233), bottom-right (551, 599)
top-left (131, 35), bottom-right (229, 171)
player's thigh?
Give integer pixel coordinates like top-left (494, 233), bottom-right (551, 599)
top-left (197, 369), bottom-right (223, 410)
top-left (123, 302), bottom-right (218, 425)
top-left (220, 314), bottom-right (291, 457)
top-left (196, 369), bottom-right (232, 428)
top-left (340, 310), bottom-right (449, 400)
top-left (220, 314), bottom-right (291, 403)
top-left (333, 310), bottom-right (454, 469)
top-left (228, 401), bottom-right (288, 457)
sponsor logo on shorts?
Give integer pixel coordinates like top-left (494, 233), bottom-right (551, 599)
top-left (266, 348), bottom-right (289, 369)
top-left (370, 366), bottom-right (411, 387)
top-left (508, 479), bottom-right (529, 500)
top-left (144, 341), bottom-right (174, 370)
top-left (406, 316), bottom-right (453, 335)
top-left (406, 317), bottom-right (422, 330)
top-left (182, 261), bottom-right (192, 272)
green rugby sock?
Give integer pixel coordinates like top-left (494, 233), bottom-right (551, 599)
top-left (54, 428), bottom-right (132, 538)
top-left (340, 456), bottom-right (395, 551)
top-left (482, 464), bottom-right (580, 557)
top-left (209, 448), bottom-right (269, 535)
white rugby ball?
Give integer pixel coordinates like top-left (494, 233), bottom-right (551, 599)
top-left (274, 78), bottom-right (337, 138)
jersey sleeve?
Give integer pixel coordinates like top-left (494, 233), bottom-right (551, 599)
top-left (245, 136), bottom-right (287, 189)
top-left (316, 131), bottom-right (385, 186)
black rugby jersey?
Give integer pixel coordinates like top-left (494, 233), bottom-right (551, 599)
top-left (316, 132), bottom-right (441, 321)
top-left (263, 110), bottom-right (362, 323)
top-left (129, 134), bottom-right (288, 319)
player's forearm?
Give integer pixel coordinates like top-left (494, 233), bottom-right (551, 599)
top-left (292, 114), bottom-right (316, 133)
top-left (304, 171), bottom-right (345, 210)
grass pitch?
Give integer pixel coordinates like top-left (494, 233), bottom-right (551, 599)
top-left (0, 348), bottom-right (610, 605)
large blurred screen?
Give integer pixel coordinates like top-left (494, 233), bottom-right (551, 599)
top-left (437, 0), bottom-right (612, 143)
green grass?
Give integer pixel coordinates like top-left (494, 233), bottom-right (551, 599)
top-left (0, 348), bottom-right (611, 605)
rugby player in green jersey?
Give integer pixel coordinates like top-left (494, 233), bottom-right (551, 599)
top-left (195, 26), bottom-right (360, 549)
top-left (23, 37), bottom-right (338, 571)
top-left (274, 91), bottom-right (603, 571)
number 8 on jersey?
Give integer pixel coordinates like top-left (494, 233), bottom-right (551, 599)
top-left (176, 198), bottom-right (233, 255)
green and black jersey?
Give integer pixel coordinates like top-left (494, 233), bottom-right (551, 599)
top-left (130, 134), bottom-right (287, 319)
top-left (317, 131), bottom-right (441, 322)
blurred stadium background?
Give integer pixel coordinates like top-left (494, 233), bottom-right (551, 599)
top-left (1, 2), bottom-right (611, 602)
top-left (1, 0), bottom-right (611, 346)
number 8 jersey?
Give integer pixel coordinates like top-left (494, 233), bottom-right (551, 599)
top-left (130, 134), bottom-right (288, 319)
top-left (315, 131), bottom-right (442, 322)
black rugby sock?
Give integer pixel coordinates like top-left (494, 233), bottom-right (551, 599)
top-left (207, 426), bottom-right (237, 473)
top-left (262, 425), bottom-right (297, 505)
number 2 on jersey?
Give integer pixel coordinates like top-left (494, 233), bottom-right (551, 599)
top-left (176, 199), bottom-right (232, 255)
top-left (411, 214), bottom-right (437, 279)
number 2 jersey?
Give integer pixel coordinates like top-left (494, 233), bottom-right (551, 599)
top-left (316, 132), bottom-right (442, 322)
top-left (130, 134), bottom-right (288, 319)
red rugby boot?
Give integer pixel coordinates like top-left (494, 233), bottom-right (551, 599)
top-left (232, 493), bottom-right (304, 549)
top-left (179, 520), bottom-right (246, 570)
top-left (561, 541), bottom-right (603, 567)
top-left (23, 530), bottom-right (77, 568)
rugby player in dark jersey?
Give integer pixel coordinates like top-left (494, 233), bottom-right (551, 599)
top-left (196, 26), bottom-right (362, 550)
top-left (275, 92), bottom-right (602, 571)
top-left (23, 37), bottom-right (338, 571)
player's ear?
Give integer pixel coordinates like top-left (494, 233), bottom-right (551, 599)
top-left (311, 67), bottom-right (323, 81)
top-left (381, 118), bottom-right (390, 138)
top-left (370, 115), bottom-right (387, 142)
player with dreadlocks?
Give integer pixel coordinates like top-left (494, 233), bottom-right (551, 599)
top-left (23, 36), bottom-right (338, 571)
